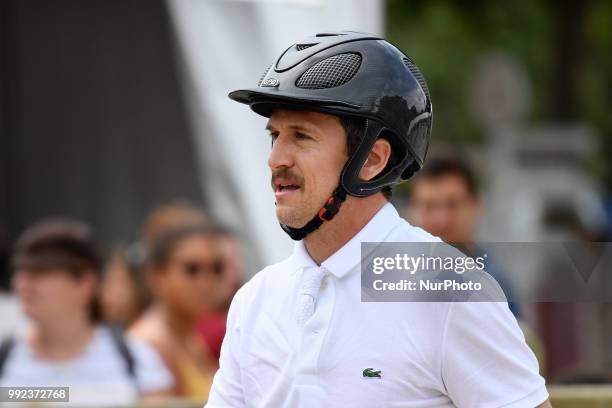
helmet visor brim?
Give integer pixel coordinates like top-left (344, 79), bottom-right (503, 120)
top-left (228, 88), bottom-right (361, 118)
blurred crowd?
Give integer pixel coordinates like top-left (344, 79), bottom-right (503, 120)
top-left (0, 152), bottom-right (610, 406)
top-left (0, 202), bottom-right (244, 406)
top-left (403, 150), bottom-right (611, 382)
top-left (402, 152), bottom-right (546, 371)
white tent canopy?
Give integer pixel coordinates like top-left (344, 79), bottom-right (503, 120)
top-left (167, 0), bottom-right (383, 272)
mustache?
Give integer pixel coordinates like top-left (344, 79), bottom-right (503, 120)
top-left (271, 168), bottom-right (304, 189)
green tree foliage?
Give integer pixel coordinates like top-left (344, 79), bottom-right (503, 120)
top-left (386, 0), bottom-right (612, 191)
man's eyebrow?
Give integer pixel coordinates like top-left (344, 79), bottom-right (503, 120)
top-left (288, 124), bottom-right (316, 132)
top-left (265, 123), bottom-right (319, 133)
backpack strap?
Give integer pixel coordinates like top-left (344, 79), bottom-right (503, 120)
top-left (0, 336), bottom-right (15, 379)
top-left (108, 326), bottom-right (139, 390)
top-left (1, 330), bottom-right (140, 386)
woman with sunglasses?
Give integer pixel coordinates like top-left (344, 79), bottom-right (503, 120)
top-left (130, 224), bottom-right (223, 400)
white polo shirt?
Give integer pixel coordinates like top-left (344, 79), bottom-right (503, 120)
top-left (206, 203), bottom-right (548, 408)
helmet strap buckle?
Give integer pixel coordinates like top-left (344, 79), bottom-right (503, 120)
top-left (280, 186), bottom-right (347, 240)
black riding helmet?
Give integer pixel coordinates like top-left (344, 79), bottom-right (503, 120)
top-left (229, 31), bottom-right (432, 240)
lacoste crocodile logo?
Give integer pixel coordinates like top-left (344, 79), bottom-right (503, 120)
top-left (362, 367), bottom-right (382, 378)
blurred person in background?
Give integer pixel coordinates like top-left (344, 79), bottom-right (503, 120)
top-left (405, 154), bottom-right (520, 316)
top-left (130, 224), bottom-right (222, 400)
top-left (197, 225), bottom-right (245, 361)
top-left (0, 218), bottom-right (173, 406)
top-left (100, 242), bottom-right (151, 330)
top-left (405, 155), bottom-right (481, 244)
top-left (137, 201), bottom-right (243, 361)
top-left (405, 155), bottom-right (546, 370)
top-left (99, 200), bottom-right (208, 332)
top-left (141, 200), bottom-right (209, 247)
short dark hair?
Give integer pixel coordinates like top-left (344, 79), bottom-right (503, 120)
top-left (415, 156), bottom-right (479, 197)
top-left (12, 218), bottom-right (103, 321)
top-left (338, 115), bottom-right (395, 200)
top-left (13, 218), bottom-right (102, 274)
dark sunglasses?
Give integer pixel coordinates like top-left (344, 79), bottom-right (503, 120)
top-left (178, 259), bottom-right (224, 277)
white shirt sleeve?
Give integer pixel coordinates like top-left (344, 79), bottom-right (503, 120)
top-left (126, 335), bottom-right (174, 394)
top-left (441, 301), bottom-right (549, 408)
top-left (205, 286), bottom-right (247, 408)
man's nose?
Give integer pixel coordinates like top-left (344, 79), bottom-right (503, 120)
top-left (428, 207), bottom-right (452, 231)
top-left (268, 134), bottom-right (294, 170)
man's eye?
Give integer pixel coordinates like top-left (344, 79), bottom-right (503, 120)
top-left (295, 132), bottom-right (310, 140)
top-left (269, 133), bottom-right (278, 144)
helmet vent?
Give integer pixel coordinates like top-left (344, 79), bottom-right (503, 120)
top-left (295, 43), bottom-right (317, 51)
top-left (257, 64), bottom-right (272, 87)
top-left (402, 57), bottom-right (430, 100)
top-left (296, 53), bottom-right (362, 89)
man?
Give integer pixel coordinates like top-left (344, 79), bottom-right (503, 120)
top-left (0, 218), bottom-right (173, 405)
top-left (207, 31), bottom-right (550, 407)
top-left (406, 155), bottom-right (521, 317)
top-left (407, 156), bottom-right (481, 245)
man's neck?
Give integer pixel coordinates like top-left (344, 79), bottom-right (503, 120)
top-left (304, 194), bottom-right (388, 265)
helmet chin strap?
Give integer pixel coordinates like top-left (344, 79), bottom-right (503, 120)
top-left (279, 186), bottom-right (347, 241)
top-left (278, 119), bottom-right (382, 240)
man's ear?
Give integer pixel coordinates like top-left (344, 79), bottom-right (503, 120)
top-left (358, 138), bottom-right (392, 181)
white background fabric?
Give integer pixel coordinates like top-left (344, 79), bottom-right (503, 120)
top-left (166, 0), bottom-right (384, 268)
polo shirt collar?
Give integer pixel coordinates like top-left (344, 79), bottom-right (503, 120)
top-left (291, 202), bottom-right (402, 279)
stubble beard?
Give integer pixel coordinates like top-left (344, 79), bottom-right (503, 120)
top-left (276, 200), bottom-right (313, 228)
